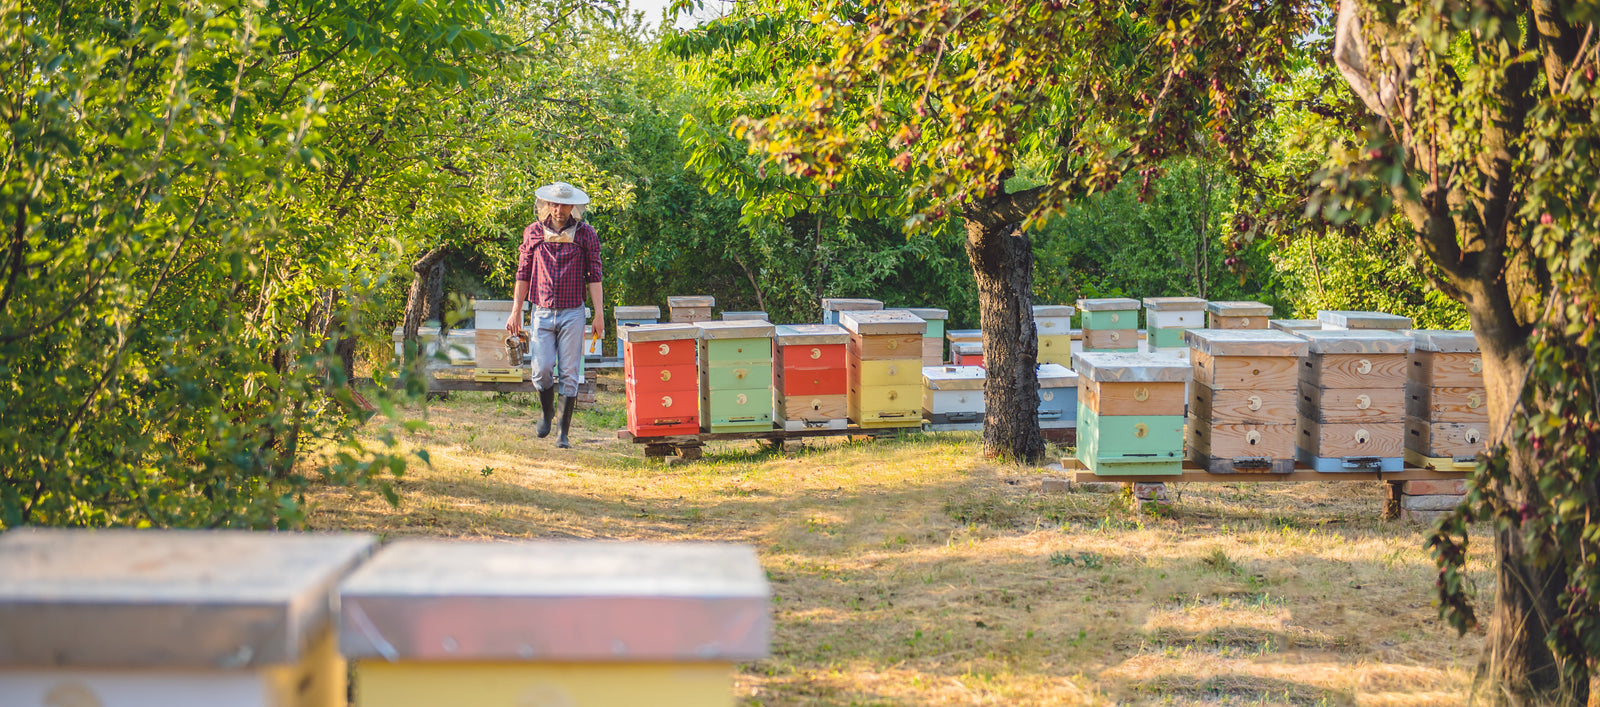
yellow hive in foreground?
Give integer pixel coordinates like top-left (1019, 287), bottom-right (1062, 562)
top-left (339, 540), bottom-right (771, 707)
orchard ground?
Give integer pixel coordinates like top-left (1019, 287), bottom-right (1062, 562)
top-left (308, 372), bottom-right (1488, 706)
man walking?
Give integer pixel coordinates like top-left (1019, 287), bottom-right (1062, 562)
top-left (508, 182), bottom-right (604, 449)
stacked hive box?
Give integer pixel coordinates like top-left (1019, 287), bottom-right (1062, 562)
top-left (1143, 297), bottom-right (1207, 359)
top-left (842, 310), bottom-right (926, 429)
top-left (339, 540), bottom-right (770, 707)
top-left (696, 320), bottom-right (776, 433)
top-left (1186, 330), bottom-right (1308, 474)
top-left (1207, 301), bottom-right (1272, 329)
top-left (1318, 310), bottom-right (1413, 331)
top-left (668, 295), bottom-right (714, 323)
top-left (772, 324), bottom-right (850, 431)
top-left (821, 298), bottom-right (883, 325)
top-left (1270, 319), bottom-right (1321, 334)
top-left (1034, 305), bottom-right (1076, 366)
top-left (1036, 363), bottom-right (1079, 429)
top-left (947, 329), bottom-right (982, 365)
top-left (0, 528), bottom-right (374, 707)
top-left (722, 311), bottom-right (768, 321)
top-left (923, 365), bottom-right (986, 430)
top-left (1295, 329), bottom-right (1413, 471)
top-left (473, 300), bottom-right (522, 381)
top-left (904, 308), bottom-right (949, 366)
top-left (620, 323), bottom-right (701, 437)
top-left (1077, 298), bottom-right (1140, 352)
top-left (1406, 330), bottom-right (1488, 470)
top-left (1073, 352), bottom-right (1192, 476)
top-left (614, 305), bottom-right (661, 364)
top-left (951, 341), bottom-right (984, 367)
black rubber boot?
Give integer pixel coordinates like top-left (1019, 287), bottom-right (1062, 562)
top-left (536, 386), bottom-right (556, 438)
top-left (555, 395), bottom-right (577, 449)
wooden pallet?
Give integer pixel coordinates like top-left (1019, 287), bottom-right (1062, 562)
top-left (1061, 456), bottom-right (1470, 483)
top-left (618, 425), bottom-right (911, 459)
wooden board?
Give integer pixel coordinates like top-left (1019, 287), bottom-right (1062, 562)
top-left (1404, 448), bottom-right (1479, 472)
top-left (1408, 350), bottom-right (1483, 387)
top-left (848, 333), bottom-right (924, 360)
top-left (1406, 386), bottom-right (1490, 422)
top-left (1061, 456), bottom-right (1470, 482)
top-left (1079, 380), bottom-right (1186, 416)
top-left (1297, 414), bottom-right (1404, 458)
top-left (1189, 382), bottom-right (1296, 424)
top-left (1299, 352), bottom-right (1408, 389)
top-left (1192, 349), bottom-right (1299, 389)
top-left (1297, 379), bottom-right (1405, 423)
top-left (848, 357), bottom-right (922, 387)
top-left (1210, 314), bottom-right (1268, 329)
top-left (1186, 416), bottom-right (1297, 460)
top-left (474, 329), bottom-right (516, 368)
top-left (776, 393), bottom-right (847, 421)
top-left (1083, 328), bottom-right (1137, 350)
top-left (1405, 416), bottom-right (1489, 457)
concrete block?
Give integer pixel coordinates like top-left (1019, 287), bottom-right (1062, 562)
top-left (1402, 508), bottom-right (1451, 525)
top-left (1133, 482), bottom-right (1169, 502)
top-left (1040, 478), bottom-right (1073, 494)
top-left (1401, 494), bottom-right (1464, 512)
top-left (1402, 479), bottom-right (1467, 496)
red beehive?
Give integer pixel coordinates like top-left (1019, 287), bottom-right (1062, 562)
top-left (620, 323), bottom-right (701, 436)
top-left (772, 324), bottom-right (849, 430)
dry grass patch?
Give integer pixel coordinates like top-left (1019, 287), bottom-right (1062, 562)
top-left (307, 373), bottom-right (1491, 705)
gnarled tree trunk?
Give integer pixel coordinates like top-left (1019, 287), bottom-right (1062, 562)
top-left (402, 246), bottom-right (448, 374)
top-left (963, 214), bottom-right (1044, 463)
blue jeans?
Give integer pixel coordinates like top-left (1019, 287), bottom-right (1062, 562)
top-left (532, 306), bottom-right (585, 397)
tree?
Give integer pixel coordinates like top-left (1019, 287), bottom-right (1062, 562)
top-left (1325, 0), bottom-right (1600, 702)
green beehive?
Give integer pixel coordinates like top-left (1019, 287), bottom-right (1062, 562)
top-left (1072, 352), bottom-right (1193, 475)
top-left (1076, 298), bottom-right (1141, 352)
top-left (696, 320), bottom-right (776, 433)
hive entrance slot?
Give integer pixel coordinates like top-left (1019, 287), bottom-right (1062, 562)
top-left (1340, 456), bottom-right (1382, 470)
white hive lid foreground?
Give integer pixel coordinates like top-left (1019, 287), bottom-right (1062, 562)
top-left (1185, 329), bottom-right (1310, 358)
top-left (1297, 329), bottom-right (1415, 355)
top-left (1410, 329), bottom-right (1479, 353)
top-left (617, 322), bottom-right (700, 343)
top-left (338, 540), bottom-right (770, 662)
top-left (613, 305), bottom-right (662, 320)
top-left (1318, 310), bottom-right (1414, 330)
top-left (1142, 297), bottom-right (1207, 311)
top-left (695, 320), bottom-right (776, 340)
top-left (899, 307), bottom-right (949, 321)
top-left (820, 298), bottom-right (883, 311)
top-left (839, 310), bottom-right (925, 335)
top-left (0, 528), bottom-right (375, 668)
top-left (1076, 297), bottom-right (1141, 312)
top-left (667, 295), bottom-right (715, 308)
top-left (1036, 363), bottom-right (1080, 387)
top-left (1032, 304), bottom-right (1075, 318)
top-left (774, 324), bottom-right (849, 346)
top-left (923, 365), bottom-right (986, 390)
top-left (1206, 300), bottom-right (1273, 316)
top-left (1071, 352), bottom-right (1194, 383)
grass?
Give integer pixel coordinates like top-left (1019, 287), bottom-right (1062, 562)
top-left (308, 371), bottom-right (1491, 706)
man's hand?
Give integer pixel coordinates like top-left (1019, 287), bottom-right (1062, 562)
top-left (506, 310), bottom-right (523, 336)
top-left (591, 314), bottom-right (604, 342)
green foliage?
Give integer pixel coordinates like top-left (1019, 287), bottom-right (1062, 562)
top-left (1268, 221), bottom-right (1468, 329)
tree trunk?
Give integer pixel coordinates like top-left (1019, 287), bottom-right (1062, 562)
top-left (964, 216), bottom-right (1044, 463)
top-left (402, 247), bottom-right (448, 370)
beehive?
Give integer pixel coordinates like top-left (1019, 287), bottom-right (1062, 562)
top-left (1034, 305), bottom-right (1076, 366)
top-left (1270, 319), bottom-right (1321, 333)
top-left (1206, 301), bottom-right (1272, 329)
top-left (1143, 297), bottom-right (1207, 357)
top-left (614, 305), bottom-right (662, 361)
top-left (667, 295), bottom-right (714, 324)
top-left (696, 320), bottom-right (776, 433)
top-left (1185, 330), bottom-right (1309, 474)
top-left (900, 307), bottom-right (949, 365)
top-left (1073, 352), bottom-right (1192, 476)
top-left (1076, 298), bottom-right (1140, 352)
top-left (1036, 363), bottom-right (1080, 429)
top-left (841, 310), bottom-right (926, 428)
top-left (339, 540), bottom-right (770, 707)
top-left (772, 324), bottom-right (849, 431)
top-left (471, 299), bottom-right (519, 330)
top-left (721, 311), bottom-right (768, 321)
top-left (1317, 310), bottom-right (1414, 331)
top-left (474, 328), bottom-right (518, 368)
top-left (950, 341), bottom-right (984, 367)
top-left (923, 365), bottom-right (985, 429)
top-left (1295, 329), bottom-right (1414, 471)
top-left (946, 328), bottom-right (982, 361)
top-left (820, 298), bottom-right (883, 325)
top-left (1406, 330), bottom-right (1488, 469)
top-left (0, 528), bottom-right (374, 707)
top-left (620, 323), bottom-right (701, 437)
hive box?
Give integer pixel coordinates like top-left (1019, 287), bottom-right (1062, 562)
top-left (667, 295), bottom-right (714, 324)
top-left (1206, 301), bottom-right (1272, 329)
top-left (1295, 329), bottom-right (1414, 471)
top-left (697, 320), bottom-right (776, 433)
top-left (1034, 305), bottom-right (1076, 365)
top-left (898, 307), bottom-right (949, 365)
top-left (620, 323), bottom-right (701, 437)
top-left (1405, 330), bottom-right (1488, 468)
top-left (923, 365), bottom-right (986, 429)
top-left (1077, 298), bottom-right (1140, 352)
top-left (1185, 330), bottom-right (1309, 474)
top-left (1143, 297), bottom-right (1207, 355)
top-left (842, 310), bottom-right (926, 428)
top-left (1073, 352), bottom-right (1192, 476)
top-left (472, 299), bottom-right (519, 330)
top-left (951, 341), bottom-right (985, 367)
top-left (0, 528), bottom-right (375, 707)
top-left (474, 328), bottom-right (518, 368)
top-left (721, 311), bottom-right (768, 321)
top-left (1036, 363), bottom-right (1080, 429)
top-left (614, 305), bottom-right (662, 360)
top-left (773, 324), bottom-right (850, 431)
top-left (1317, 310), bottom-right (1414, 331)
top-left (339, 541), bottom-right (770, 707)
top-left (820, 298), bottom-right (883, 325)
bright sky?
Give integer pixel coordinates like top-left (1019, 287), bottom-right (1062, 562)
top-left (624, 0), bottom-right (730, 30)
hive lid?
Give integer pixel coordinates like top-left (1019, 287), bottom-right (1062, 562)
top-left (897, 307), bottom-right (948, 320)
top-left (1269, 319), bottom-right (1321, 333)
top-left (1206, 300), bottom-right (1273, 317)
top-left (946, 329), bottom-right (983, 342)
top-left (1076, 297), bottom-right (1141, 312)
top-left (613, 305), bottom-right (661, 320)
top-left (339, 540), bottom-right (770, 663)
top-left (1410, 329), bottom-right (1479, 353)
top-left (923, 365), bottom-right (985, 390)
top-left (1036, 363), bottom-right (1079, 387)
top-left (1032, 304), bottom-right (1076, 318)
top-left (618, 322), bottom-right (700, 343)
top-left (471, 299), bottom-right (516, 312)
top-left (1141, 297), bottom-right (1207, 311)
top-left (951, 341), bottom-right (984, 355)
top-left (1297, 329), bottom-right (1415, 354)
top-left (774, 324), bottom-right (849, 346)
top-left (820, 298), bottom-right (883, 312)
top-left (839, 310), bottom-right (925, 335)
top-left (1184, 329), bottom-right (1310, 358)
top-left (0, 528), bottom-right (376, 669)
top-left (695, 320), bottom-right (776, 339)
top-left (667, 295), bottom-right (715, 308)
top-left (1071, 352), bottom-right (1194, 383)
top-left (1317, 310), bottom-right (1414, 330)
top-left (721, 311), bottom-right (769, 321)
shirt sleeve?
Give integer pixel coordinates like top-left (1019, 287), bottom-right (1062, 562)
top-left (515, 222), bottom-right (541, 283)
top-left (581, 224), bottom-right (603, 285)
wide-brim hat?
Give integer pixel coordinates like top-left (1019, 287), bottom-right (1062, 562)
top-left (535, 181), bottom-right (590, 205)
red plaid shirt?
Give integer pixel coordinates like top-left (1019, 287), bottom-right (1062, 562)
top-left (515, 217), bottom-right (603, 309)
